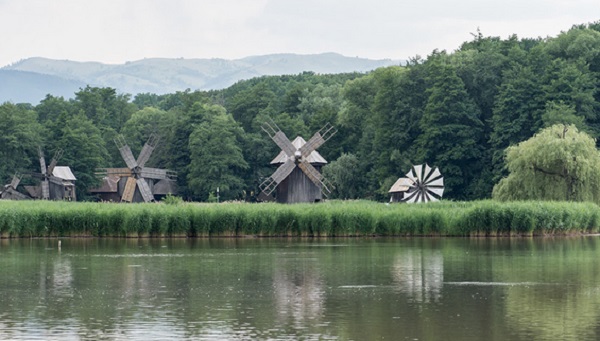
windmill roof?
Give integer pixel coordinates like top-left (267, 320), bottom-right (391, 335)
top-left (389, 177), bottom-right (414, 193)
top-left (153, 179), bottom-right (177, 195)
top-left (52, 166), bottom-right (76, 181)
top-left (24, 185), bottom-right (41, 198)
top-left (270, 136), bottom-right (328, 164)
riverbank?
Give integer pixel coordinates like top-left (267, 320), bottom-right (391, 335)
top-left (0, 200), bottom-right (598, 238)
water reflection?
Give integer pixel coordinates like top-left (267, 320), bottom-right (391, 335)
top-left (391, 249), bottom-right (443, 303)
top-left (273, 256), bottom-right (325, 327)
top-left (504, 285), bottom-right (600, 340)
top-left (2, 238), bottom-right (600, 340)
top-left (50, 257), bottom-right (74, 297)
top-left (500, 238), bottom-right (600, 340)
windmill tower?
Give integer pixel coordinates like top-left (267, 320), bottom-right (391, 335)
top-left (260, 120), bottom-right (337, 203)
top-left (1, 173), bottom-right (29, 200)
top-left (26, 148), bottom-right (77, 201)
top-left (389, 164), bottom-right (444, 203)
top-left (93, 134), bottom-right (176, 202)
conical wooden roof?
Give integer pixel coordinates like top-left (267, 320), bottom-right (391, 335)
top-left (270, 136), bottom-right (328, 165)
top-left (388, 177), bottom-right (414, 193)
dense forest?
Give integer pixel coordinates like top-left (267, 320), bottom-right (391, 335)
top-left (2, 22), bottom-right (600, 202)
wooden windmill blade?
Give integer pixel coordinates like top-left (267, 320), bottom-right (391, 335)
top-left (114, 135), bottom-right (138, 169)
top-left (262, 119), bottom-right (296, 157)
top-left (297, 158), bottom-right (325, 187)
top-left (299, 132), bottom-right (325, 158)
top-left (38, 147), bottom-right (47, 175)
top-left (320, 178), bottom-right (334, 197)
top-left (136, 134), bottom-right (160, 168)
top-left (260, 158), bottom-right (296, 196)
top-left (121, 177), bottom-right (137, 202)
top-left (272, 131), bottom-right (297, 158)
top-left (103, 168), bottom-right (133, 177)
top-left (299, 123), bottom-right (337, 158)
top-left (140, 167), bottom-right (168, 180)
top-left (47, 149), bottom-right (63, 175)
top-left (41, 180), bottom-right (50, 200)
top-left (10, 173), bottom-right (21, 189)
top-left (166, 170), bottom-right (177, 180)
top-left (3, 187), bottom-right (29, 200)
top-left (136, 178), bottom-right (155, 202)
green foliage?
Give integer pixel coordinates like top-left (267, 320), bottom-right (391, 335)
top-left (187, 104), bottom-right (249, 201)
top-left (493, 124), bottom-right (600, 203)
top-left (416, 55), bottom-right (485, 199)
top-left (0, 103), bottom-right (44, 183)
top-left (55, 113), bottom-right (109, 200)
top-left (541, 101), bottom-right (585, 130)
top-left (322, 153), bottom-right (362, 199)
top-left (162, 194), bottom-right (183, 206)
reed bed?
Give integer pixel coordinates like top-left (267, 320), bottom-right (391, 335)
top-left (0, 200), bottom-right (598, 238)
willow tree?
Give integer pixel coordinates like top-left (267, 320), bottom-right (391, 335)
top-left (493, 124), bottom-right (600, 203)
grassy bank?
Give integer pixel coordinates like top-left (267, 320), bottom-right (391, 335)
top-left (0, 200), bottom-right (598, 238)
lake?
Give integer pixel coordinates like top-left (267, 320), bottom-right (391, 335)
top-left (0, 237), bottom-right (599, 340)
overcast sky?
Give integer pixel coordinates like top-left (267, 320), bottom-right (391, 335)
top-left (0, 0), bottom-right (597, 67)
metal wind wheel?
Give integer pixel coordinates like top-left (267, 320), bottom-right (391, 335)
top-left (403, 164), bottom-right (444, 203)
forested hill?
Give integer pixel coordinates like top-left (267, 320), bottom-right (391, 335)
top-left (1, 22), bottom-right (600, 202)
top-left (0, 53), bottom-right (398, 104)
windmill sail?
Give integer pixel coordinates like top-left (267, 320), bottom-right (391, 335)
top-left (401, 164), bottom-right (445, 203)
top-left (103, 134), bottom-right (176, 203)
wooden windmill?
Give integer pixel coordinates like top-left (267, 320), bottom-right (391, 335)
top-left (26, 148), bottom-right (77, 201)
top-left (94, 134), bottom-right (176, 203)
top-left (260, 120), bottom-right (337, 203)
top-left (1, 173), bottom-right (29, 200)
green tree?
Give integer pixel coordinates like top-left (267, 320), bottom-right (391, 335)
top-left (541, 101), bottom-right (585, 130)
top-left (338, 74), bottom-right (376, 153)
top-left (54, 113), bottom-right (109, 200)
top-left (542, 59), bottom-right (598, 134)
top-left (228, 81), bottom-right (277, 132)
top-left (416, 57), bottom-right (485, 199)
top-left (36, 95), bottom-right (73, 123)
top-left (322, 153), bottom-right (362, 199)
top-left (120, 107), bottom-right (177, 167)
top-left (74, 86), bottom-right (135, 131)
top-left (489, 64), bottom-right (545, 181)
top-left (493, 124), bottom-right (600, 203)
top-left (0, 103), bottom-right (44, 183)
top-left (187, 105), bottom-right (249, 201)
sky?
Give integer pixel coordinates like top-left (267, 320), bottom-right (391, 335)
top-left (0, 0), bottom-right (598, 67)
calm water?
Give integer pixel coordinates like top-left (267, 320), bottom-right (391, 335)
top-left (1, 237), bottom-right (600, 340)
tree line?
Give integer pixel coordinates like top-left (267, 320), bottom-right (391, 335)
top-left (2, 22), bottom-right (600, 202)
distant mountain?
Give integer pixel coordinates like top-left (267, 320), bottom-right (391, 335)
top-left (1, 53), bottom-right (400, 104)
top-left (0, 70), bottom-right (86, 104)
